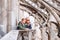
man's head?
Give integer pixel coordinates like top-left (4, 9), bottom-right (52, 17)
top-left (26, 17), bottom-right (30, 24)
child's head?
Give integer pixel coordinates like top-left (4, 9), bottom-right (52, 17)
top-left (21, 18), bottom-right (26, 24)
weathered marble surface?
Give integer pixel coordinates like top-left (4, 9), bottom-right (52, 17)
top-left (0, 30), bottom-right (19, 40)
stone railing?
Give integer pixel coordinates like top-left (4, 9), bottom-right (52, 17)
top-left (0, 30), bottom-right (34, 40)
top-left (0, 30), bottom-right (19, 40)
top-left (17, 29), bottom-right (34, 40)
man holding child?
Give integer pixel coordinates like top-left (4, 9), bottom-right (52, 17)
top-left (17, 17), bottom-right (32, 30)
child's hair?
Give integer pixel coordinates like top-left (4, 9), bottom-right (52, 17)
top-left (21, 18), bottom-right (26, 21)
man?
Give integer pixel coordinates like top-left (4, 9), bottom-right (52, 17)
top-left (26, 18), bottom-right (32, 29)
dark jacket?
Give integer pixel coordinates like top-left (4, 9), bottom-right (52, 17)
top-left (26, 24), bottom-right (32, 29)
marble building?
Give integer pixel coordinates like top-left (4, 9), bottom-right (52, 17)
top-left (0, 0), bottom-right (60, 40)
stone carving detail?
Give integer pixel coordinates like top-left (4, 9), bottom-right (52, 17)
top-left (19, 0), bottom-right (60, 40)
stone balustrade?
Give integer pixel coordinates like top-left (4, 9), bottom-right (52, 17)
top-left (0, 29), bottom-right (34, 40)
top-left (0, 30), bottom-right (19, 40)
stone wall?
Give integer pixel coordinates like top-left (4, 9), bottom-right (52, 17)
top-left (0, 0), bottom-right (19, 33)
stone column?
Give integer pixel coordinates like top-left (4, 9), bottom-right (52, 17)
top-left (1, 0), bottom-right (8, 33)
top-left (7, 0), bottom-right (19, 31)
top-left (0, 0), bottom-right (3, 24)
top-left (7, 0), bottom-right (12, 33)
top-left (11, 0), bottom-right (18, 30)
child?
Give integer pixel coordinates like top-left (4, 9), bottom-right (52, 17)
top-left (17, 18), bottom-right (26, 30)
